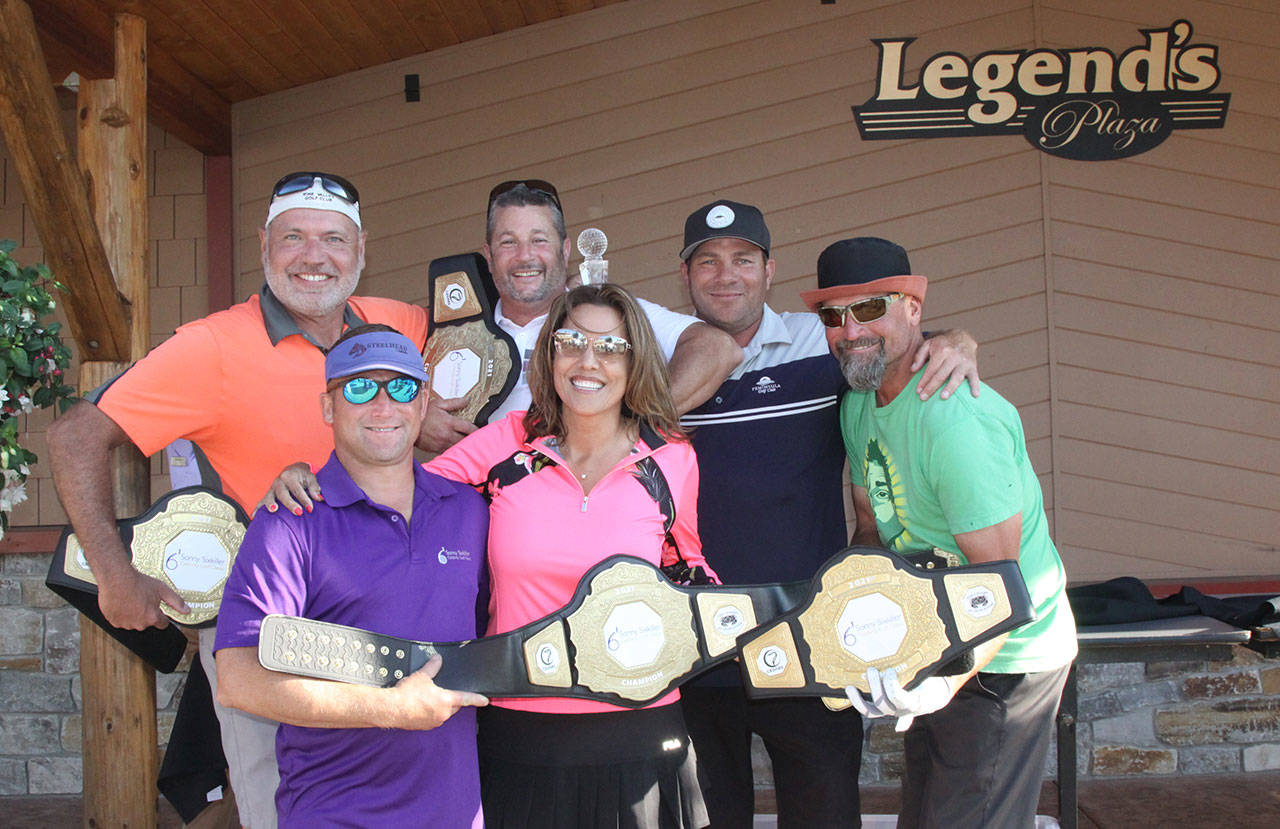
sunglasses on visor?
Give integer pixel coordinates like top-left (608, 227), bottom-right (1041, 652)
top-left (271, 172), bottom-right (360, 205)
top-left (552, 328), bottom-right (632, 357)
top-left (339, 376), bottom-right (421, 405)
top-left (817, 293), bottom-right (904, 328)
top-left (487, 179), bottom-right (563, 213)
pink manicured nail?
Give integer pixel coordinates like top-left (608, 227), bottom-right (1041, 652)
top-left (293, 507), bottom-right (303, 516)
top-left (267, 503), bottom-right (277, 513)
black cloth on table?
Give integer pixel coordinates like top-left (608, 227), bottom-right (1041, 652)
top-left (1067, 577), bottom-right (1280, 628)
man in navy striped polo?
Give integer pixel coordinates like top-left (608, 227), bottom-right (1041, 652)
top-left (676, 200), bottom-right (980, 828)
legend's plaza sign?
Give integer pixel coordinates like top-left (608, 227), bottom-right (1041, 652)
top-left (853, 20), bottom-right (1229, 160)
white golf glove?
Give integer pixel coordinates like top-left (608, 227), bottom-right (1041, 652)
top-left (845, 666), bottom-right (954, 732)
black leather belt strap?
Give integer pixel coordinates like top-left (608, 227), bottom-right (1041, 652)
top-left (46, 486), bottom-right (249, 671)
top-left (737, 545), bottom-right (1035, 700)
top-left (259, 555), bottom-right (810, 707)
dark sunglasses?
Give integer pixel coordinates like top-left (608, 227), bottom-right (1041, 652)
top-left (552, 328), bottom-right (632, 358)
top-left (271, 172), bottom-right (360, 205)
top-left (340, 376), bottom-right (421, 405)
top-left (487, 178), bottom-right (563, 213)
top-left (817, 293), bottom-right (904, 328)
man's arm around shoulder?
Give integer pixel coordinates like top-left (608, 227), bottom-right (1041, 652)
top-left (667, 322), bottom-right (743, 413)
top-left (216, 646), bottom-right (487, 731)
top-left (47, 401), bottom-right (187, 629)
top-left (912, 328), bottom-right (980, 400)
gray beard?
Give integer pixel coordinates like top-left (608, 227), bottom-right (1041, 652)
top-left (837, 339), bottom-right (886, 391)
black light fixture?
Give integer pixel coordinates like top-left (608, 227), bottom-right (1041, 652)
top-left (404, 74), bottom-right (420, 103)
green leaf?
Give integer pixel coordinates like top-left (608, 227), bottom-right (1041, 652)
top-left (0, 242), bottom-right (75, 503)
top-left (7, 349), bottom-right (28, 373)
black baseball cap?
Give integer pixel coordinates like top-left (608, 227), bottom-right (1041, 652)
top-left (801, 237), bottom-right (928, 311)
top-left (680, 200), bottom-right (770, 261)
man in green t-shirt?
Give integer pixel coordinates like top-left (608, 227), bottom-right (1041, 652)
top-left (801, 237), bottom-right (1077, 828)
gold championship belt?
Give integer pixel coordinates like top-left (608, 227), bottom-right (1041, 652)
top-left (47, 486), bottom-right (249, 631)
top-left (258, 555), bottom-right (810, 707)
top-left (737, 546), bottom-right (1034, 704)
top-left (422, 252), bottom-right (519, 425)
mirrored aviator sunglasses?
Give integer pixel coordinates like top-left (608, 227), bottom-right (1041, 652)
top-left (487, 178), bottom-right (563, 213)
top-left (271, 172), bottom-right (360, 204)
top-left (817, 293), bottom-right (903, 328)
top-left (552, 328), bottom-right (632, 357)
top-left (342, 376), bottom-right (421, 405)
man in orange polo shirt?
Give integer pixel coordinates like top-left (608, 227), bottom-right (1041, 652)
top-left (46, 172), bottom-right (440, 828)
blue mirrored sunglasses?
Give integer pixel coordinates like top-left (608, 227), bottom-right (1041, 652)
top-left (341, 376), bottom-right (421, 405)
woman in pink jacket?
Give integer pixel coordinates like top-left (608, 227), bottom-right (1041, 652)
top-left (428, 283), bottom-right (715, 829)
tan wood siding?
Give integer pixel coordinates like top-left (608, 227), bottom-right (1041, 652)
top-left (1040, 2), bottom-right (1279, 580)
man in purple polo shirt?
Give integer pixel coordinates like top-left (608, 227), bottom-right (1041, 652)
top-left (214, 325), bottom-right (489, 827)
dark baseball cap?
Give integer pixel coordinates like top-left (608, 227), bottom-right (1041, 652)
top-left (800, 237), bottom-right (928, 311)
top-left (680, 200), bottom-right (770, 261)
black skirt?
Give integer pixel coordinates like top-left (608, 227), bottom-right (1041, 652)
top-left (477, 704), bottom-right (709, 829)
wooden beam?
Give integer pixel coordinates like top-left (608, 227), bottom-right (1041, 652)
top-left (0, 0), bottom-right (131, 361)
top-left (78, 13), bottom-right (149, 360)
top-left (0, 526), bottom-right (63, 554)
top-left (77, 13), bottom-right (157, 828)
top-left (28, 0), bottom-right (231, 155)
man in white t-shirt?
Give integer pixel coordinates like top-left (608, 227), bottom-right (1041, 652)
top-left (430, 180), bottom-right (743, 442)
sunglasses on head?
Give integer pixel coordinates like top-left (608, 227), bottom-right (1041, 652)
top-left (271, 172), bottom-right (360, 205)
top-left (339, 376), bottom-right (421, 405)
top-left (552, 328), bottom-right (632, 358)
top-left (817, 293), bottom-right (904, 328)
top-left (487, 179), bottom-right (563, 213)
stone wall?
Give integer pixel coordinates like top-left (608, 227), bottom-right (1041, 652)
top-left (0, 550), bottom-right (192, 796)
top-left (1081, 649), bottom-right (1280, 777)
top-left (749, 645), bottom-right (1280, 790)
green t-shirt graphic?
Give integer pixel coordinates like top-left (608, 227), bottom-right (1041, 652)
top-left (840, 371), bottom-right (1076, 673)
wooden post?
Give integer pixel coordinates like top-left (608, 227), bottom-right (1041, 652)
top-left (76, 14), bottom-right (156, 829)
top-left (77, 373), bottom-right (155, 829)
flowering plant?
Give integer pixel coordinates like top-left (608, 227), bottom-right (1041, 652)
top-left (0, 240), bottom-right (75, 535)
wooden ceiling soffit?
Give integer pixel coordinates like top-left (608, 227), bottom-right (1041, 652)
top-left (0, 0), bottom-right (132, 360)
top-left (28, 0), bottom-right (230, 156)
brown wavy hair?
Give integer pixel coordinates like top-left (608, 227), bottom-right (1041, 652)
top-left (523, 284), bottom-right (686, 442)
